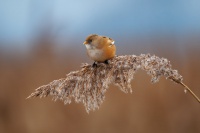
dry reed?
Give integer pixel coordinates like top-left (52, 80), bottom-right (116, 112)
top-left (27, 54), bottom-right (200, 112)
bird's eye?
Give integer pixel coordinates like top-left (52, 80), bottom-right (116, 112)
top-left (88, 39), bottom-right (92, 43)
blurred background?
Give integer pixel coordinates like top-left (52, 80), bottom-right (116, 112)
top-left (0, 0), bottom-right (200, 133)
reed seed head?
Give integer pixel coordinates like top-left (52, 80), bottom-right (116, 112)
top-left (27, 54), bottom-right (197, 113)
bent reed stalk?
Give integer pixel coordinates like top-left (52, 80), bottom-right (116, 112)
top-left (27, 54), bottom-right (200, 112)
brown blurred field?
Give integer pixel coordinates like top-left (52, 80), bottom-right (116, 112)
top-left (0, 36), bottom-right (200, 133)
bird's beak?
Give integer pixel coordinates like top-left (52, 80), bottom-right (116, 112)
top-left (83, 41), bottom-right (87, 45)
top-left (111, 41), bottom-right (115, 44)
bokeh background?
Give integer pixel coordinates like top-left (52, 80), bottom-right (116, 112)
top-left (0, 0), bottom-right (200, 133)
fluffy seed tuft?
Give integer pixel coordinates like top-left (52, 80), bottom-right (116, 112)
top-left (27, 54), bottom-right (199, 112)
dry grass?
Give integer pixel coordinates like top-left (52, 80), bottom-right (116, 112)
top-left (27, 54), bottom-right (200, 112)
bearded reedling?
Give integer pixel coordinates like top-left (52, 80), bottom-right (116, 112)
top-left (83, 34), bottom-right (116, 66)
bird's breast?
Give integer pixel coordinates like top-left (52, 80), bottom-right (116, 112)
top-left (87, 48), bottom-right (104, 62)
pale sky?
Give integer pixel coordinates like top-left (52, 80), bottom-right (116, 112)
top-left (0, 0), bottom-right (200, 45)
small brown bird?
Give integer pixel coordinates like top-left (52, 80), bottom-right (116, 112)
top-left (83, 34), bottom-right (116, 66)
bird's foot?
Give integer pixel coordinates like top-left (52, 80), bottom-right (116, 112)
top-left (92, 60), bottom-right (110, 67)
top-left (92, 62), bottom-right (98, 67)
top-left (104, 60), bottom-right (109, 64)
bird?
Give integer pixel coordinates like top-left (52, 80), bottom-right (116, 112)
top-left (83, 34), bottom-right (116, 67)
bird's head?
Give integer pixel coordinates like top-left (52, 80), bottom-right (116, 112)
top-left (83, 34), bottom-right (115, 49)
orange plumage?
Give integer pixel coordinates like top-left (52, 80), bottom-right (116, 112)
top-left (83, 34), bottom-right (116, 63)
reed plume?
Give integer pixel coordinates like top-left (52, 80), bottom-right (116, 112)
top-left (27, 54), bottom-right (200, 112)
